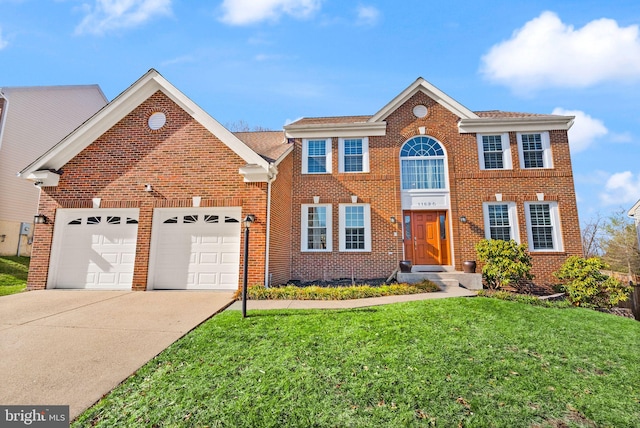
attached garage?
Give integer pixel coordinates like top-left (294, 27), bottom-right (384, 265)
top-left (147, 207), bottom-right (242, 290)
top-left (48, 208), bottom-right (139, 290)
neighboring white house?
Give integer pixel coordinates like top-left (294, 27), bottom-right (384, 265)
top-left (0, 85), bottom-right (107, 256)
top-left (628, 199), bottom-right (640, 249)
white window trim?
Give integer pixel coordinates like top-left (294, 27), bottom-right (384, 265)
top-left (482, 202), bottom-right (520, 243)
top-left (338, 137), bottom-right (369, 173)
top-left (301, 204), bottom-right (332, 252)
top-left (524, 201), bottom-right (563, 252)
top-left (399, 137), bottom-right (450, 192)
top-left (338, 203), bottom-right (371, 252)
top-left (517, 132), bottom-right (553, 169)
top-left (302, 138), bottom-right (332, 174)
top-left (477, 133), bottom-right (512, 170)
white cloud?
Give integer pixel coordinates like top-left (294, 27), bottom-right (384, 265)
top-left (356, 5), bottom-right (380, 26)
top-left (552, 108), bottom-right (607, 153)
top-left (219, 0), bottom-right (321, 25)
top-left (599, 171), bottom-right (640, 206)
top-left (481, 11), bottom-right (640, 91)
top-left (160, 55), bottom-right (195, 67)
top-left (75, 0), bottom-right (172, 35)
top-left (0, 27), bottom-right (8, 50)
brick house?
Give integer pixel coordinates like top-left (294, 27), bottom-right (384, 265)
top-left (22, 69), bottom-right (582, 291)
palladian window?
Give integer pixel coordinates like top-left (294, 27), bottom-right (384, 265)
top-left (400, 136), bottom-right (446, 190)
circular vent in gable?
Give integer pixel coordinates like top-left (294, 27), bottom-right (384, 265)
top-left (413, 105), bottom-right (428, 118)
top-left (148, 112), bottom-right (167, 130)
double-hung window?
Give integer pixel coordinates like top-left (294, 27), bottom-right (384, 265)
top-left (482, 202), bottom-right (519, 242)
top-left (338, 138), bottom-right (369, 173)
top-left (517, 132), bottom-right (552, 169)
top-left (302, 139), bottom-right (332, 174)
top-left (477, 133), bottom-right (511, 170)
top-left (525, 202), bottom-right (562, 251)
top-left (339, 204), bottom-right (371, 252)
top-left (301, 204), bottom-right (332, 251)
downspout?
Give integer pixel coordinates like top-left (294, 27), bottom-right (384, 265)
top-left (0, 89), bottom-right (9, 152)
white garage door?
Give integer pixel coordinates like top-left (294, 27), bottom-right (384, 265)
top-left (48, 208), bottom-right (139, 290)
top-left (148, 207), bottom-right (242, 290)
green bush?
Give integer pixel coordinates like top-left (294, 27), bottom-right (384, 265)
top-left (234, 280), bottom-right (440, 300)
top-left (475, 239), bottom-right (533, 291)
top-left (554, 256), bottom-right (632, 309)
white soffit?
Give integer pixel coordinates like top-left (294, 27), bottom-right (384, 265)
top-left (369, 77), bottom-right (479, 123)
top-left (19, 69), bottom-right (270, 179)
top-left (458, 116), bottom-right (575, 133)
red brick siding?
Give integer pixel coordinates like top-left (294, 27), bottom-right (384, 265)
top-left (28, 91), bottom-right (268, 290)
top-left (267, 152), bottom-right (294, 285)
top-left (289, 91), bottom-right (582, 286)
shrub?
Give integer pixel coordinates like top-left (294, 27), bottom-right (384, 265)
top-left (233, 280), bottom-right (440, 300)
top-left (475, 239), bottom-right (533, 291)
top-left (554, 256), bottom-right (632, 309)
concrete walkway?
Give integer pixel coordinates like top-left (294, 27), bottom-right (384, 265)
top-left (0, 290), bottom-right (234, 420)
top-left (226, 286), bottom-right (476, 310)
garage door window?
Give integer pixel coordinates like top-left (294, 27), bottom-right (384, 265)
top-left (148, 207), bottom-right (242, 290)
top-left (48, 208), bottom-right (139, 290)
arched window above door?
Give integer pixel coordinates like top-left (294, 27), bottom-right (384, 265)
top-left (400, 136), bottom-right (447, 190)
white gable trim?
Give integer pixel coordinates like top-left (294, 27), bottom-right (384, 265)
top-left (19, 69), bottom-right (270, 181)
top-left (369, 78), bottom-right (479, 123)
top-left (458, 116), bottom-right (575, 133)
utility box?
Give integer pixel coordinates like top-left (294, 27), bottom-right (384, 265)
top-left (20, 222), bottom-right (31, 236)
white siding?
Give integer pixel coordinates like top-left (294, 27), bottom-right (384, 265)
top-left (0, 86), bottom-right (107, 222)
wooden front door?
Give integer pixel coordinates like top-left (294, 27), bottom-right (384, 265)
top-left (403, 211), bottom-right (450, 265)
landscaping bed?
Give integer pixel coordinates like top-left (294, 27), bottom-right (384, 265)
top-left (235, 279), bottom-right (440, 300)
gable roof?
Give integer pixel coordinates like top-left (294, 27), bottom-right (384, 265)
top-left (19, 69), bottom-right (275, 181)
top-left (285, 77), bottom-right (574, 137)
top-left (369, 77), bottom-right (478, 122)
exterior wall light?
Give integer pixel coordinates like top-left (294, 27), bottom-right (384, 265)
top-left (34, 214), bottom-right (50, 224)
top-left (460, 216), bottom-right (468, 224)
top-left (390, 216), bottom-right (397, 224)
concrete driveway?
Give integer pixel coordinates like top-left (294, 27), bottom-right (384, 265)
top-left (0, 290), bottom-right (234, 419)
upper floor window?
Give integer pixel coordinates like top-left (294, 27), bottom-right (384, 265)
top-left (400, 136), bottom-right (447, 190)
top-left (517, 132), bottom-right (552, 169)
top-left (302, 139), bottom-right (332, 174)
top-left (483, 202), bottom-right (519, 242)
top-left (301, 204), bottom-right (332, 251)
top-left (525, 201), bottom-right (562, 251)
top-left (338, 138), bottom-right (369, 173)
top-left (477, 133), bottom-right (512, 170)
top-left (339, 204), bottom-right (371, 252)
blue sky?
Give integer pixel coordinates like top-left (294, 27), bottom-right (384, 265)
top-left (2, 0), bottom-right (640, 225)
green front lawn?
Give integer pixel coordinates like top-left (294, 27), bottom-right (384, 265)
top-left (74, 298), bottom-right (640, 427)
top-left (0, 256), bottom-right (29, 296)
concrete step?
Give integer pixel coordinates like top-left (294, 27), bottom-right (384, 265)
top-left (397, 271), bottom-right (483, 290)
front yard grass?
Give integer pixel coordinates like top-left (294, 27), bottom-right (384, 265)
top-left (74, 297), bottom-right (640, 427)
top-left (0, 256), bottom-right (29, 296)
